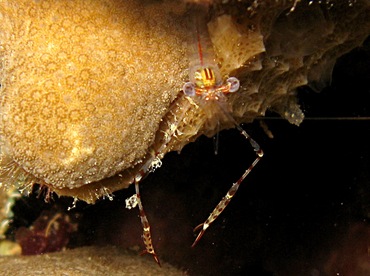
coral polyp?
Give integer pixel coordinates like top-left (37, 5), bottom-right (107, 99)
top-left (0, 0), bottom-right (187, 202)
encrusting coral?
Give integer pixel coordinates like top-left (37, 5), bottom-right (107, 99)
top-left (0, 0), bottom-right (188, 202)
top-left (0, 246), bottom-right (184, 275)
top-left (0, 0), bottom-right (369, 203)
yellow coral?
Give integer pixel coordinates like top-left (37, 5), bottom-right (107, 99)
top-left (0, 0), bottom-right (187, 196)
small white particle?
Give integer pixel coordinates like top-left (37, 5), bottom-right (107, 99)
top-left (125, 194), bottom-right (138, 209)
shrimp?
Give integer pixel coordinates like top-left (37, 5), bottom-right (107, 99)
top-left (182, 2), bottom-right (264, 247)
top-left (126, 1), bottom-right (263, 265)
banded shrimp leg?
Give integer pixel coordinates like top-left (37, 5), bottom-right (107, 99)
top-left (125, 94), bottom-right (192, 266)
top-left (191, 110), bottom-right (263, 247)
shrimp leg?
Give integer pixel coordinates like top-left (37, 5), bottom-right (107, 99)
top-left (192, 119), bottom-right (264, 247)
top-left (134, 175), bottom-right (161, 266)
top-left (125, 95), bottom-right (192, 266)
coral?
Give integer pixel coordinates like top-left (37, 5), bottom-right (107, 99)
top-left (0, 0), bottom-right (369, 203)
top-left (0, 246), bottom-right (184, 275)
top-left (0, 0), bottom-right (187, 201)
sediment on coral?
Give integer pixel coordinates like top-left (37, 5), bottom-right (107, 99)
top-left (0, 246), bottom-right (184, 275)
top-left (0, 0), bottom-right (369, 201)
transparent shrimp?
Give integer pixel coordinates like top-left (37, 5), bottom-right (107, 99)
top-left (182, 3), bottom-right (264, 247)
top-left (126, 1), bottom-right (262, 265)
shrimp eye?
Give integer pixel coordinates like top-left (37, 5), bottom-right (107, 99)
top-left (226, 77), bottom-right (240, 93)
top-left (183, 82), bottom-right (196, 97)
